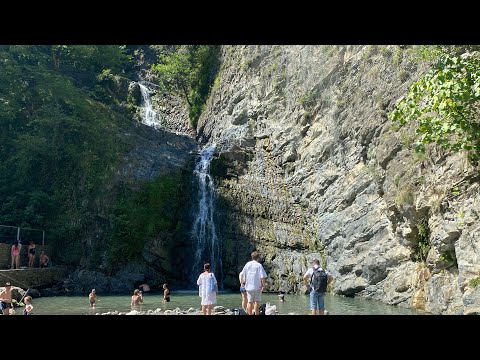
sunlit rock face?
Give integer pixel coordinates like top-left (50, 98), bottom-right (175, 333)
top-left (197, 45), bottom-right (480, 314)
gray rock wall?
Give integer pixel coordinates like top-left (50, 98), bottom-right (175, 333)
top-left (68, 119), bottom-right (198, 293)
top-left (198, 45), bottom-right (480, 314)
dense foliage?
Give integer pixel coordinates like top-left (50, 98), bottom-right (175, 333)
top-left (107, 174), bottom-right (185, 270)
top-left (0, 45), bottom-right (132, 262)
top-left (151, 45), bottom-right (220, 128)
top-left (389, 46), bottom-right (480, 164)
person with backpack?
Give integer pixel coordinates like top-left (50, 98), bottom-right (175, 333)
top-left (303, 259), bottom-right (333, 315)
top-left (197, 263), bottom-right (218, 315)
top-left (239, 251), bottom-right (267, 315)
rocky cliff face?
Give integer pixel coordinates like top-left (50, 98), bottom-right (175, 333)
top-left (66, 118), bottom-right (198, 295)
top-left (197, 45), bottom-right (480, 314)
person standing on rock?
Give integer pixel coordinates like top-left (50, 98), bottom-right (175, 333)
top-left (39, 251), bottom-right (49, 268)
top-left (28, 241), bottom-right (36, 268)
top-left (11, 241), bottom-right (21, 269)
top-left (303, 259), bottom-right (333, 315)
top-left (197, 263), bottom-right (218, 315)
top-left (239, 251), bottom-right (267, 315)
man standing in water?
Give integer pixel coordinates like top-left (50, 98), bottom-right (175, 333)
top-left (89, 289), bottom-right (97, 307)
top-left (239, 251), bottom-right (267, 315)
top-left (0, 282), bottom-right (14, 315)
top-left (303, 259), bottom-right (333, 315)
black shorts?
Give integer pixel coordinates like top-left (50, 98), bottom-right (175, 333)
top-left (0, 301), bottom-right (12, 310)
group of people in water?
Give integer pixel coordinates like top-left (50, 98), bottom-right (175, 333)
top-left (2, 249), bottom-right (332, 315)
top-left (130, 283), bottom-right (170, 306)
top-left (84, 250), bottom-right (333, 316)
top-left (87, 283), bottom-right (171, 309)
top-left (128, 283), bottom-right (170, 306)
top-left (10, 240), bottom-right (49, 269)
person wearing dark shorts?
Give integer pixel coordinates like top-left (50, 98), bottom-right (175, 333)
top-left (1, 301), bottom-right (13, 311)
top-left (89, 289), bottom-right (97, 307)
top-left (0, 282), bottom-right (14, 315)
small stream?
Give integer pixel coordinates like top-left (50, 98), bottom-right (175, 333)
top-left (10, 292), bottom-right (427, 315)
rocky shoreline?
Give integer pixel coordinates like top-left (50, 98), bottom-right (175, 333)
top-left (96, 305), bottom-right (292, 315)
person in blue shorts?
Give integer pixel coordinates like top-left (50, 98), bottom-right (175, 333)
top-left (238, 273), bottom-right (247, 311)
top-left (303, 259), bottom-right (333, 315)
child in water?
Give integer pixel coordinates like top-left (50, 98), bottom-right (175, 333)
top-left (23, 296), bottom-right (33, 315)
top-left (131, 289), bottom-right (143, 306)
top-left (89, 289), bottom-right (97, 307)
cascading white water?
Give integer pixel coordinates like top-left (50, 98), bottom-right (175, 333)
top-left (138, 83), bottom-right (161, 129)
top-left (191, 144), bottom-right (222, 287)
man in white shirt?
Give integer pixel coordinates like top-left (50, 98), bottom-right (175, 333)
top-left (239, 251), bottom-right (267, 315)
top-left (303, 259), bottom-right (333, 315)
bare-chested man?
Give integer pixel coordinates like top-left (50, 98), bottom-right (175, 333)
top-left (39, 251), bottom-right (49, 268)
top-left (0, 282), bottom-right (13, 315)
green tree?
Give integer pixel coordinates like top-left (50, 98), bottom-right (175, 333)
top-left (153, 46), bottom-right (195, 106)
top-left (108, 174), bottom-right (184, 268)
top-left (49, 45), bottom-right (131, 73)
top-left (389, 47), bottom-right (480, 163)
top-left (152, 45), bottom-right (220, 127)
top-left (0, 45), bottom-right (128, 259)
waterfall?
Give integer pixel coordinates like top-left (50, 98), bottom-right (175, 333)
top-left (191, 144), bottom-right (223, 287)
top-left (138, 83), bottom-right (161, 129)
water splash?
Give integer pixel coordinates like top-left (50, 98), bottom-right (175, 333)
top-left (138, 83), bottom-right (161, 129)
top-left (191, 144), bottom-right (222, 287)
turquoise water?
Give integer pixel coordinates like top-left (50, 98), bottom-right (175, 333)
top-left (11, 291), bottom-right (426, 315)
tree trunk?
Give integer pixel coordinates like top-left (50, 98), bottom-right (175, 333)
top-left (180, 82), bottom-right (191, 107)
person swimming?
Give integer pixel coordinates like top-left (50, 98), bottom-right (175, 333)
top-left (131, 289), bottom-right (143, 306)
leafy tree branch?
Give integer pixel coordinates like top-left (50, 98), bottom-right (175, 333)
top-left (389, 46), bottom-right (480, 164)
